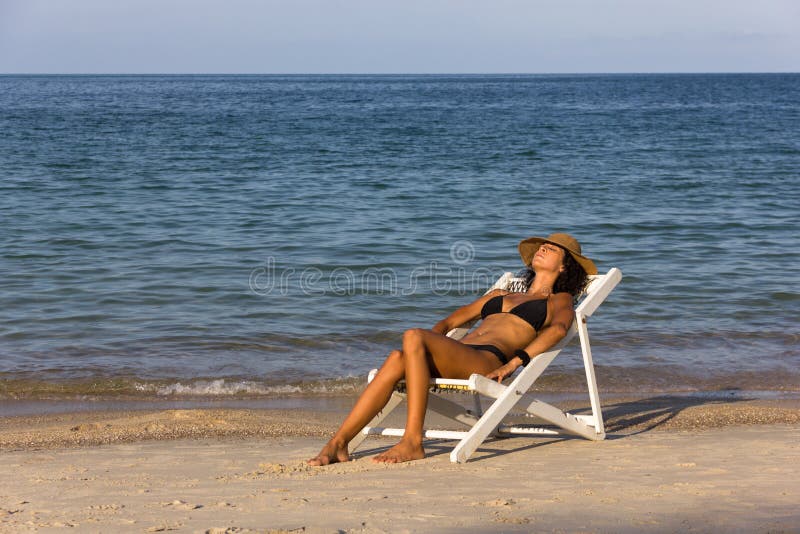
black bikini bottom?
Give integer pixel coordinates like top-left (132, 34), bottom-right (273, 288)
top-left (464, 344), bottom-right (509, 365)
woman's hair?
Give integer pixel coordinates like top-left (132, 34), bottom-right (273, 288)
top-left (553, 248), bottom-right (589, 298)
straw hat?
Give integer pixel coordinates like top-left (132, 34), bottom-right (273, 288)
top-left (518, 233), bottom-right (597, 275)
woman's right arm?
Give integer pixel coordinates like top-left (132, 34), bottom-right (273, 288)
top-left (431, 290), bottom-right (504, 335)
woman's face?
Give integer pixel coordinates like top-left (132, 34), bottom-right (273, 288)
top-left (531, 243), bottom-right (565, 273)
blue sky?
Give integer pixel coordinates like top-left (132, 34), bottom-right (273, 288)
top-left (1, 0), bottom-right (797, 73)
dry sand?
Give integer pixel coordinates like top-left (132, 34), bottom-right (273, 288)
top-left (1, 396), bottom-right (799, 533)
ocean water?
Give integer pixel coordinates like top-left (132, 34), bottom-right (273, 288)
top-left (0, 74), bottom-right (798, 405)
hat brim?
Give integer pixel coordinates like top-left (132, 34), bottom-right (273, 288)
top-left (518, 237), bottom-right (597, 276)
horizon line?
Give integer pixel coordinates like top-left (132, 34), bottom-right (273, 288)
top-left (1, 71), bottom-right (799, 76)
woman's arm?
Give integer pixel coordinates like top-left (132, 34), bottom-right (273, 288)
top-left (485, 292), bottom-right (575, 381)
top-left (431, 289), bottom-right (505, 335)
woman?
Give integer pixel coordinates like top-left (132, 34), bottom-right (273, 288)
top-left (308, 233), bottom-right (597, 465)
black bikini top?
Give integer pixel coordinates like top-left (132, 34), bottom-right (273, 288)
top-left (480, 295), bottom-right (548, 331)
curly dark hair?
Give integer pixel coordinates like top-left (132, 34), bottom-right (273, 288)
top-left (552, 248), bottom-right (589, 299)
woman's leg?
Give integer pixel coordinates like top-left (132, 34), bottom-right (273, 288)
top-left (372, 328), bottom-right (502, 463)
top-left (307, 349), bottom-right (406, 466)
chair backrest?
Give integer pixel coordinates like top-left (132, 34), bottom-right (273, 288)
top-left (575, 268), bottom-right (622, 318)
top-left (536, 268), bottom-right (622, 352)
top-left (447, 268), bottom-right (621, 340)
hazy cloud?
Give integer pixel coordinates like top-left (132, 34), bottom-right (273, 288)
top-left (0, 0), bottom-right (797, 73)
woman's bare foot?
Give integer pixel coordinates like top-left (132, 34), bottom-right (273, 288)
top-left (372, 438), bottom-right (425, 463)
top-left (307, 439), bottom-right (350, 466)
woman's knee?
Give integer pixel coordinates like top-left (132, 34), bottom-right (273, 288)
top-left (402, 328), bottom-right (426, 348)
top-left (386, 349), bottom-right (403, 363)
top-left (379, 349), bottom-right (404, 375)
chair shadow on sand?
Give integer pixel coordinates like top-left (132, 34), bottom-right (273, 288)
top-left (353, 394), bottom-right (752, 462)
top-left (598, 394), bottom-right (751, 436)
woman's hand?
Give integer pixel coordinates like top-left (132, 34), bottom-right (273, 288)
top-left (485, 362), bottom-right (518, 383)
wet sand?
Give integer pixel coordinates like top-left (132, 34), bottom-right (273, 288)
top-left (1, 396), bottom-right (799, 532)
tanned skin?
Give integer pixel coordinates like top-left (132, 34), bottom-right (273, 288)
top-left (307, 243), bottom-right (575, 465)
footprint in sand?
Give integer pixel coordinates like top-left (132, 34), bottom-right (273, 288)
top-left (161, 499), bottom-right (203, 510)
top-left (70, 422), bottom-right (106, 431)
top-left (0, 508), bottom-right (22, 517)
top-left (145, 522), bottom-right (183, 532)
top-left (479, 498), bottom-right (516, 507)
top-left (87, 503), bottom-right (125, 511)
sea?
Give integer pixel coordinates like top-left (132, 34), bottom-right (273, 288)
top-left (1, 73), bottom-right (798, 415)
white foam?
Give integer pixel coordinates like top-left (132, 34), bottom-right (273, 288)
top-left (135, 379), bottom-right (302, 396)
top-left (133, 377), bottom-right (363, 396)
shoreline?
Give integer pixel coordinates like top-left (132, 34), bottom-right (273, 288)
top-left (1, 398), bottom-right (798, 532)
top-left (2, 394), bottom-right (799, 450)
top-left (3, 385), bottom-right (800, 418)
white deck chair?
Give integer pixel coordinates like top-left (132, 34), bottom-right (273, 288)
top-left (349, 267), bottom-right (622, 463)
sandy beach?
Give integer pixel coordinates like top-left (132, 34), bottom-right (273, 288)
top-left (1, 396), bottom-right (799, 533)
top-left (3, 71), bottom-right (800, 533)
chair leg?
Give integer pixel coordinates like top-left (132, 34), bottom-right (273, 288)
top-left (452, 349), bottom-right (562, 463)
top-left (520, 399), bottom-right (603, 440)
top-left (577, 315), bottom-right (605, 437)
